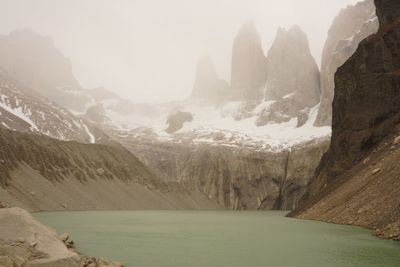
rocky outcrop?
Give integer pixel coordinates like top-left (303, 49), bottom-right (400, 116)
top-left (257, 26), bottom-right (320, 126)
top-left (0, 207), bottom-right (124, 267)
top-left (191, 57), bottom-right (229, 104)
top-left (165, 111), bottom-right (193, 134)
top-left (230, 22), bottom-right (267, 100)
top-left (290, 0), bottom-right (400, 241)
top-left (0, 30), bottom-right (92, 113)
top-left (119, 137), bottom-right (329, 210)
top-left (315, 0), bottom-right (378, 126)
top-left (0, 207), bottom-right (80, 266)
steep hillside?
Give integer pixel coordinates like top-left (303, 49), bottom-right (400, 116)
top-left (290, 0), bottom-right (400, 241)
top-left (0, 128), bottom-right (217, 211)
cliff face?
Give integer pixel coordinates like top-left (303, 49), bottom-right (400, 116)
top-left (191, 57), bottom-right (229, 104)
top-left (291, 0), bottom-right (400, 241)
top-left (230, 22), bottom-right (267, 101)
top-left (258, 26), bottom-right (321, 126)
top-left (119, 138), bottom-right (329, 210)
top-left (315, 0), bottom-right (378, 126)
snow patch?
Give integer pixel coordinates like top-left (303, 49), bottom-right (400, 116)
top-left (82, 124), bottom-right (95, 144)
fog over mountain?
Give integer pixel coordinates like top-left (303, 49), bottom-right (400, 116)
top-left (0, 0), bottom-right (360, 102)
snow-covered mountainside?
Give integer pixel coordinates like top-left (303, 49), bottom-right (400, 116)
top-left (0, 68), bottom-right (99, 143)
top-left (87, 97), bottom-right (330, 151)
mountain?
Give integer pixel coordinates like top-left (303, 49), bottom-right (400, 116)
top-left (257, 26), bottom-right (321, 126)
top-left (0, 25), bottom-right (332, 212)
top-left (0, 68), bottom-right (101, 143)
top-left (315, 0), bottom-right (378, 127)
top-left (190, 57), bottom-right (229, 104)
top-left (230, 21), bottom-right (267, 100)
top-left (290, 0), bottom-right (400, 241)
top-left (0, 30), bottom-right (94, 113)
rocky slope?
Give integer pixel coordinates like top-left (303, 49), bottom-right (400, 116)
top-left (315, 0), bottom-right (378, 126)
top-left (290, 0), bottom-right (400, 241)
top-left (0, 207), bottom-right (123, 267)
top-left (0, 68), bottom-right (103, 143)
top-left (190, 56), bottom-right (229, 104)
top-left (117, 136), bottom-right (329, 210)
top-left (230, 21), bottom-right (267, 101)
top-left (0, 127), bottom-right (217, 211)
top-left (258, 26), bottom-right (321, 126)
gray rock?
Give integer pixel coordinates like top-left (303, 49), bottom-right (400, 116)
top-left (259, 26), bottom-right (320, 126)
top-left (191, 56), bottom-right (229, 104)
top-left (0, 256), bottom-right (14, 267)
top-left (165, 111), bottom-right (193, 134)
top-left (230, 21), bottom-right (267, 100)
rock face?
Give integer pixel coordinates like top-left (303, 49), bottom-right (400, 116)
top-left (0, 207), bottom-right (80, 266)
top-left (119, 138), bottom-right (329, 210)
top-left (230, 22), bottom-right (267, 100)
top-left (191, 57), bottom-right (229, 104)
top-left (315, 0), bottom-right (378, 126)
top-left (290, 0), bottom-right (400, 241)
top-left (0, 30), bottom-right (91, 113)
top-left (258, 26), bottom-right (321, 125)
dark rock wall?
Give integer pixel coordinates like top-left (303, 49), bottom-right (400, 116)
top-left (315, 0), bottom-right (378, 126)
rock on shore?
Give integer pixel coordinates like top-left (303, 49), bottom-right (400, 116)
top-left (0, 207), bottom-right (123, 267)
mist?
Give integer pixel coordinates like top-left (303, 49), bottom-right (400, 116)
top-left (0, 0), bottom-right (361, 102)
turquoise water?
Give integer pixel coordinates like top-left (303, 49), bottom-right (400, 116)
top-left (34, 211), bottom-right (400, 267)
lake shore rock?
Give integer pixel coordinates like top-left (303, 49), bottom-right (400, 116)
top-left (0, 207), bottom-right (123, 267)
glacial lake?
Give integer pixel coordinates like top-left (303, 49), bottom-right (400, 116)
top-left (34, 211), bottom-right (400, 267)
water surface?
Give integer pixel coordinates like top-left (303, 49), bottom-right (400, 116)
top-left (34, 211), bottom-right (400, 267)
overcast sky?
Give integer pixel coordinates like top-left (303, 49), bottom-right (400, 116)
top-left (0, 0), bottom-right (361, 102)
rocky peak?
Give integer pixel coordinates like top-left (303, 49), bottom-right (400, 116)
top-left (191, 56), bottom-right (229, 104)
top-left (230, 21), bottom-right (267, 100)
top-left (315, 0), bottom-right (378, 126)
top-left (375, 0), bottom-right (400, 24)
top-left (0, 30), bottom-right (92, 113)
top-left (265, 25), bottom-right (319, 101)
top-left (257, 26), bottom-right (320, 126)
top-left (0, 30), bottom-right (79, 91)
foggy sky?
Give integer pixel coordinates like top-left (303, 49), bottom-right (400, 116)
top-left (0, 0), bottom-right (361, 102)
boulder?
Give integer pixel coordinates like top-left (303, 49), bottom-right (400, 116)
top-left (0, 207), bottom-right (80, 267)
top-left (165, 111), bottom-right (193, 134)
